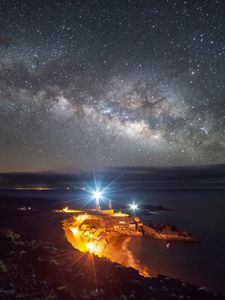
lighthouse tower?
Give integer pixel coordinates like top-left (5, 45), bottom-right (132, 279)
top-left (94, 190), bottom-right (101, 210)
top-left (96, 198), bottom-right (100, 210)
top-left (108, 200), bottom-right (112, 209)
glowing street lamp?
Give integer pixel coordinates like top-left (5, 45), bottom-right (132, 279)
top-left (129, 202), bottom-right (138, 214)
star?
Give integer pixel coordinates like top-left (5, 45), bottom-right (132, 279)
top-left (0, 0), bottom-right (224, 171)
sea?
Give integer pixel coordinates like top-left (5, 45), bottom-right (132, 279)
top-left (128, 190), bottom-right (225, 295)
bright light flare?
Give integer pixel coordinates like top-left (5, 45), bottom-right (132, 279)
top-left (93, 190), bottom-right (102, 201)
top-left (129, 203), bottom-right (138, 211)
top-left (86, 242), bottom-right (95, 253)
top-left (86, 241), bottom-right (102, 255)
top-left (70, 227), bottom-right (79, 236)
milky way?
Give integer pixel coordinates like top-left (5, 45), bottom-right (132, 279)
top-left (0, 0), bottom-right (225, 171)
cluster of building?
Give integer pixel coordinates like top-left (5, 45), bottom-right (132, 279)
top-left (63, 201), bottom-right (143, 257)
top-left (79, 208), bottom-right (144, 236)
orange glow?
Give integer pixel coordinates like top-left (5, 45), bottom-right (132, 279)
top-left (63, 207), bottom-right (69, 212)
top-left (63, 211), bottom-right (150, 278)
top-left (86, 242), bottom-right (95, 253)
top-left (54, 207), bottom-right (84, 213)
top-left (70, 227), bottom-right (79, 236)
top-left (76, 214), bottom-right (88, 222)
top-left (113, 212), bottom-right (129, 217)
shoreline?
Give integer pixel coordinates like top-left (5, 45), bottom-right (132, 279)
top-left (63, 216), bottom-right (151, 277)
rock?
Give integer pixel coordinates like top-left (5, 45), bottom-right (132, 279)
top-left (0, 260), bottom-right (7, 273)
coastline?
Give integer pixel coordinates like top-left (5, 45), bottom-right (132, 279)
top-left (63, 216), bottom-right (150, 277)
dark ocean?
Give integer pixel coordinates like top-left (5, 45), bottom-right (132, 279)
top-left (128, 190), bottom-right (225, 295)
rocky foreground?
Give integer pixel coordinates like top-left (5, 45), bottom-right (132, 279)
top-left (0, 224), bottom-right (224, 300)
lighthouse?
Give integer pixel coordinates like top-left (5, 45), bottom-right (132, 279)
top-left (93, 190), bottom-right (102, 210)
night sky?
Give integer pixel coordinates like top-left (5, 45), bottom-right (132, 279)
top-left (0, 0), bottom-right (225, 172)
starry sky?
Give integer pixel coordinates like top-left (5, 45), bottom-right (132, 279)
top-left (0, 0), bottom-right (225, 172)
